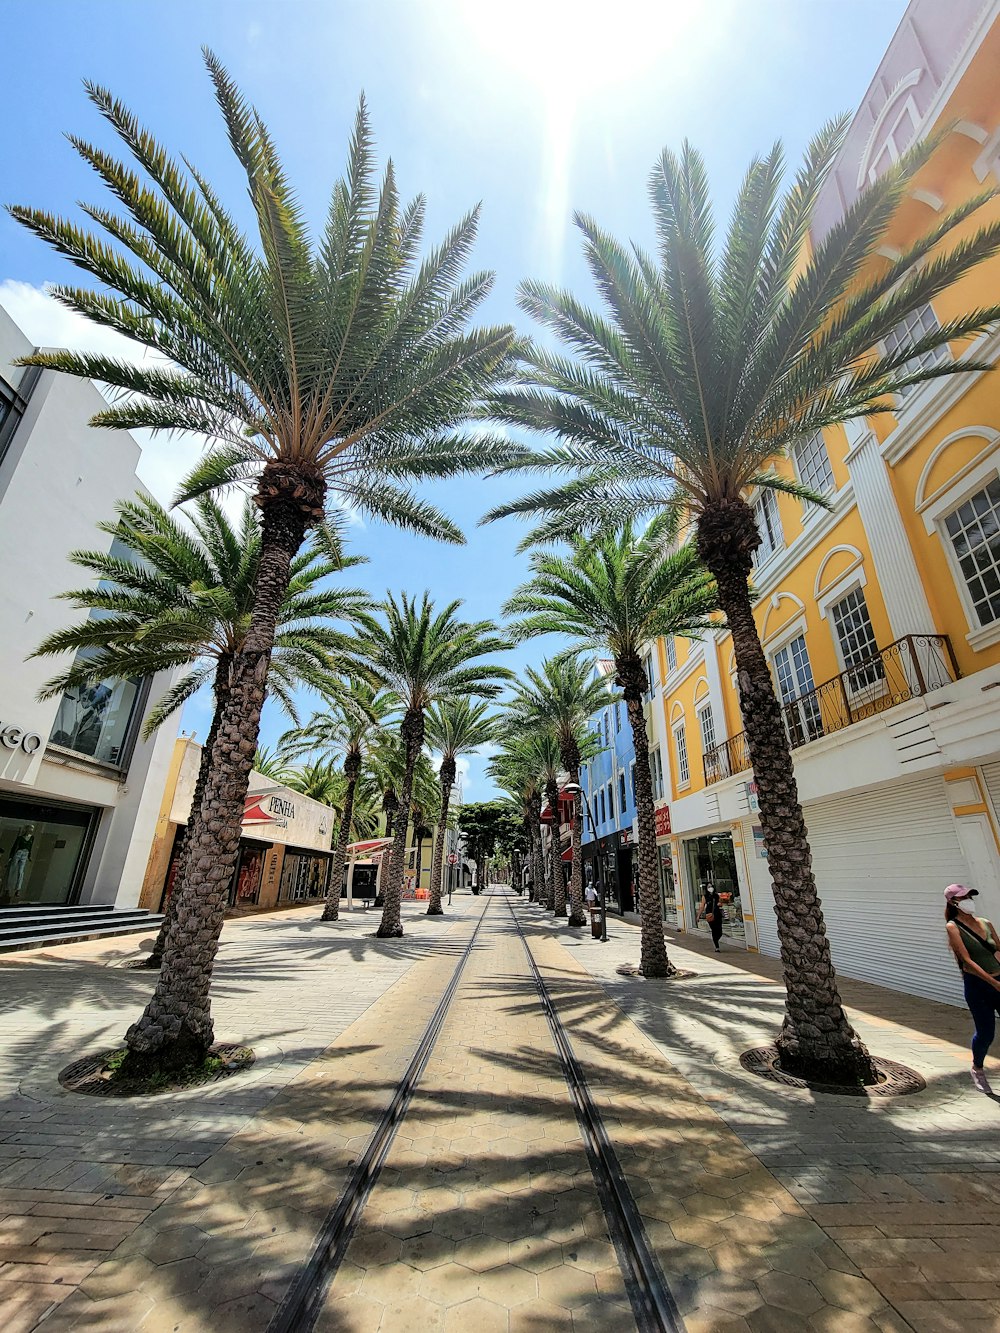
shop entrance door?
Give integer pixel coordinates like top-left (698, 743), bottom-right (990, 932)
top-left (0, 796), bottom-right (96, 906)
top-left (684, 832), bottom-right (746, 945)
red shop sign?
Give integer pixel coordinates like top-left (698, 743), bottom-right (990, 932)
top-left (654, 805), bottom-right (671, 838)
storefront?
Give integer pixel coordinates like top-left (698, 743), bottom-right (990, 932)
top-left (0, 794), bottom-right (99, 906)
top-left (682, 831), bottom-right (747, 945)
top-left (278, 848), bottom-right (332, 904)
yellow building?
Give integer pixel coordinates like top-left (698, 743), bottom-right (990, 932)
top-left (652, 0), bottom-right (1000, 1005)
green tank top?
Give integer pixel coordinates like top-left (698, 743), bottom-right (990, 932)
top-left (957, 916), bottom-right (1000, 976)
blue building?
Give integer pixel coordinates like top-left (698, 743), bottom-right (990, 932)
top-left (581, 661), bottom-right (639, 915)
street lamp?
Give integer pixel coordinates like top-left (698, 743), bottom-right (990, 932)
top-left (561, 781), bottom-right (607, 943)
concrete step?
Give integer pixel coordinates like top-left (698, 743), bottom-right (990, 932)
top-left (0, 908), bottom-right (163, 954)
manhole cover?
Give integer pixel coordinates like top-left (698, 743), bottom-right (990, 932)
top-left (59, 1043), bottom-right (255, 1097)
top-left (615, 964), bottom-right (697, 980)
top-left (739, 1045), bottom-right (925, 1098)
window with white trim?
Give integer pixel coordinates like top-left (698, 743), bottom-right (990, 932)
top-left (665, 638), bottom-right (677, 673)
top-left (607, 781), bottom-right (615, 821)
top-left (793, 432), bottom-right (835, 497)
top-left (619, 771), bottom-right (627, 812)
top-left (630, 761), bottom-right (636, 800)
top-left (830, 587), bottom-right (883, 691)
top-left (867, 96), bottom-right (920, 183)
top-left (697, 701), bottom-right (716, 756)
top-left (673, 723), bottom-right (690, 788)
top-left (650, 746), bottom-right (665, 801)
top-left (614, 701), bottom-right (621, 733)
top-left (598, 788), bottom-right (606, 824)
top-left (642, 651), bottom-right (657, 697)
top-left (944, 477), bottom-right (1000, 628)
top-left (883, 304), bottom-right (949, 398)
top-left (752, 489), bottom-right (782, 564)
top-left (771, 633), bottom-right (823, 745)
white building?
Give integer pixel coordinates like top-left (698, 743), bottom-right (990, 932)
top-left (0, 305), bottom-right (179, 914)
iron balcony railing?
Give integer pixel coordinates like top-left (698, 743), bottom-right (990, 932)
top-left (702, 633), bottom-right (960, 786)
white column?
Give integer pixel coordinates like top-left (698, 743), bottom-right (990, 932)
top-left (844, 422), bottom-right (937, 637)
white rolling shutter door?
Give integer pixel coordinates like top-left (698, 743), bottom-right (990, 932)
top-left (754, 777), bottom-right (966, 1006)
top-left (981, 762), bottom-right (1000, 825)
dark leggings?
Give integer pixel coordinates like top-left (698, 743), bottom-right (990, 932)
top-left (963, 972), bottom-right (1000, 1066)
top-left (710, 918), bottom-right (723, 948)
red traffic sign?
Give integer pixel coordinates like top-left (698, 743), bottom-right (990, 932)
top-left (447, 852), bottom-right (458, 865)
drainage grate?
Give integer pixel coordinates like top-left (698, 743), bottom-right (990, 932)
top-left (739, 1045), bottom-right (926, 1098)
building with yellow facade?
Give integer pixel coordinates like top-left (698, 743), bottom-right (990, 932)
top-left (650, 0), bottom-right (1000, 1005)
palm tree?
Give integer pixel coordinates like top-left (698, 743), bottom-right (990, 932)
top-left (424, 699), bottom-right (496, 915)
top-left (34, 495), bottom-right (366, 969)
top-left (354, 593), bottom-right (511, 936)
top-left (504, 518), bottom-right (716, 975)
top-left (278, 683), bottom-right (397, 920)
top-left (282, 760), bottom-right (344, 807)
top-left (486, 739), bottom-right (547, 906)
top-left (508, 658), bottom-right (609, 927)
top-left (11, 58), bottom-right (518, 1068)
top-left (485, 127), bottom-right (1000, 1082)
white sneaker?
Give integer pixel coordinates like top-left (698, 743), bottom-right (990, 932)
top-left (972, 1067), bottom-right (993, 1095)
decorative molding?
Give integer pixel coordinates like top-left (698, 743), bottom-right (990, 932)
top-left (915, 427), bottom-right (1000, 512)
top-left (760, 591), bottom-right (806, 644)
top-left (856, 70), bottom-right (923, 187)
top-left (954, 120), bottom-right (989, 145)
top-left (816, 565), bottom-right (869, 622)
top-left (693, 674), bottom-right (710, 702)
top-left (660, 640), bottom-right (705, 698)
top-left (910, 188), bottom-right (944, 211)
top-left (973, 124), bottom-right (1000, 181)
top-left (967, 622), bottom-right (1000, 653)
top-left (669, 700), bottom-right (685, 723)
top-left (746, 482), bottom-right (856, 610)
top-left (814, 545), bottom-right (865, 601)
top-left (876, 244), bottom-right (903, 261)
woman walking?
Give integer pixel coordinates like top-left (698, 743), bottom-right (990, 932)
top-left (699, 883), bottom-right (724, 953)
top-left (945, 883), bottom-right (1000, 1094)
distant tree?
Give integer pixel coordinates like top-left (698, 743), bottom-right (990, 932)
top-left (458, 801), bottom-right (522, 892)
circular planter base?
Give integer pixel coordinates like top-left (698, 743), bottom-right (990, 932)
top-left (58, 1043), bottom-right (255, 1098)
top-left (615, 964), bottom-right (698, 981)
top-left (739, 1045), bottom-right (925, 1098)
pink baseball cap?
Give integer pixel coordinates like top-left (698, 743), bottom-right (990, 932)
top-left (945, 883), bottom-right (978, 901)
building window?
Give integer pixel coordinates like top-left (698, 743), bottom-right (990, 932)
top-left (619, 771), bottom-right (627, 812)
top-left (830, 587), bottom-right (883, 691)
top-left (944, 477), bottom-right (1000, 628)
top-left (673, 723), bottom-right (690, 788)
top-left (650, 747), bottom-right (665, 801)
top-left (607, 782), bottom-right (615, 821)
top-left (793, 432), bottom-right (835, 497)
top-left (630, 761), bottom-right (636, 800)
top-left (642, 652), bottom-right (657, 698)
top-left (772, 633), bottom-right (823, 745)
top-left (598, 788), bottom-right (606, 824)
top-left (48, 663), bottom-right (143, 769)
top-left (665, 638), bottom-right (677, 673)
top-left (614, 701), bottom-right (622, 733)
top-left (866, 93), bottom-right (921, 183)
top-left (752, 489), bottom-right (782, 564)
top-left (883, 304), bottom-right (949, 397)
top-left (697, 702), bottom-right (716, 756)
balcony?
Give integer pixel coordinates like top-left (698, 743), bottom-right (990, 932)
top-left (702, 634), bottom-right (960, 785)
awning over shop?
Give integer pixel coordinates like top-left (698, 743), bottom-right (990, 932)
top-left (347, 837), bottom-right (393, 862)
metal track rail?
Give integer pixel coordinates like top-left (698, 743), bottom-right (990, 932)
top-left (503, 893), bottom-right (685, 1333)
top-left (267, 896), bottom-right (493, 1333)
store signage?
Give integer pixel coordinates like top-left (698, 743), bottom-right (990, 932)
top-left (447, 852), bottom-right (458, 865)
top-left (0, 721), bottom-right (43, 755)
top-left (654, 805), bottom-right (671, 838)
top-left (619, 828), bottom-right (633, 846)
top-left (753, 826), bottom-right (768, 860)
top-left (243, 790), bottom-right (296, 830)
top-left (744, 781), bottom-right (759, 813)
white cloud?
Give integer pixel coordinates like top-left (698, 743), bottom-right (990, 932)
top-left (0, 280), bottom-right (234, 514)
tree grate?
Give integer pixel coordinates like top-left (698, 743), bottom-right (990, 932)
top-left (58, 1043), bottom-right (254, 1097)
top-left (739, 1045), bottom-right (926, 1097)
top-left (615, 964), bottom-right (697, 980)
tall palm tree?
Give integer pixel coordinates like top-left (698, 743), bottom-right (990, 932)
top-left (353, 593), bottom-right (511, 936)
top-left (485, 127), bottom-right (1000, 1082)
top-left (278, 683), bottom-right (397, 920)
top-left (11, 57), bottom-right (518, 1068)
top-left (34, 495), bottom-right (366, 969)
top-left (508, 658), bottom-right (609, 927)
top-left (504, 518), bottom-right (717, 976)
top-left (424, 699), bottom-right (496, 915)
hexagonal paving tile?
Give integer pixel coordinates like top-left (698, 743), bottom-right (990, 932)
top-left (475, 1264), bottom-right (539, 1306)
top-left (536, 1265), bottom-right (600, 1311)
top-left (756, 1272), bottom-right (826, 1317)
top-left (348, 1228), bottom-right (403, 1267)
top-left (398, 1230), bottom-right (457, 1271)
top-left (418, 1261), bottom-right (482, 1306)
top-left (360, 1261), bottom-right (423, 1303)
top-left (510, 1298), bottom-right (575, 1330)
top-left (443, 1296), bottom-right (510, 1332)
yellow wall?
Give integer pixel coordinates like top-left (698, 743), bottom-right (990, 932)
top-left (137, 737), bottom-right (186, 911)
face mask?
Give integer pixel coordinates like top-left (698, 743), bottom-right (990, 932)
top-left (956, 899), bottom-right (977, 914)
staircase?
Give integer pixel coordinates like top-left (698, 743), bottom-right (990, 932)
top-left (0, 903), bottom-right (163, 954)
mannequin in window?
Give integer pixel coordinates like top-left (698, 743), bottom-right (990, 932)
top-left (4, 825), bottom-right (35, 901)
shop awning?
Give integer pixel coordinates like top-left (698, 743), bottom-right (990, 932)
top-left (347, 837), bottom-right (393, 854)
top-left (561, 846), bottom-right (573, 862)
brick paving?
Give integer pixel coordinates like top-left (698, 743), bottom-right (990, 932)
top-left (0, 891), bottom-right (997, 1330)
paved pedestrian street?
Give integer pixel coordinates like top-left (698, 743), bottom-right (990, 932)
top-left (0, 892), bottom-right (998, 1332)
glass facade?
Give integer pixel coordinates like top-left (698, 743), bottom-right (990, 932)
top-left (0, 796), bottom-right (95, 906)
top-left (279, 851), bottom-right (331, 903)
top-left (229, 842), bottom-right (267, 908)
top-left (49, 673), bottom-right (142, 768)
top-left (657, 843), bottom-right (678, 928)
top-left (684, 832), bottom-right (746, 944)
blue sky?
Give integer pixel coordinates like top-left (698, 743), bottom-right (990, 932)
top-left (2, 0), bottom-right (906, 798)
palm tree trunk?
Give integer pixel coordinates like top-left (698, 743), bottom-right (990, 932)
top-left (378, 707), bottom-right (425, 938)
top-left (428, 757), bottom-right (455, 916)
top-left (566, 761), bottom-right (587, 927)
top-left (145, 659), bottom-right (231, 969)
top-left (125, 471), bottom-right (319, 1070)
top-left (528, 793), bottom-right (545, 904)
top-left (545, 777), bottom-right (564, 914)
top-left (698, 500), bottom-right (876, 1085)
top-left (322, 752), bottom-right (360, 922)
top-left (620, 658), bottom-right (675, 978)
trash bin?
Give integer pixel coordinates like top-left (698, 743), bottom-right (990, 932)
top-left (590, 909), bottom-right (602, 939)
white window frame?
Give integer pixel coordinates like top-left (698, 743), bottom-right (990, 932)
top-left (618, 770), bottom-right (627, 812)
top-left (629, 760), bottom-right (636, 801)
top-left (606, 781), bottom-right (615, 822)
top-left (614, 701), bottom-right (621, 734)
top-left (664, 637), bottom-right (678, 674)
top-left (650, 746), bottom-right (664, 801)
top-left (922, 455), bottom-right (1000, 651)
top-left (598, 788), bottom-right (606, 824)
top-left (881, 303), bottom-right (950, 405)
top-left (751, 489), bottom-right (782, 567)
top-left (866, 94), bottom-right (921, 184)
top-left (826, 582), bottom-right (886, 702)
top-left (793, 431), bottom-right (835, 502)
top-left (696, 700), bottom-right (716, 757)
top-left (672, 722), bottom-right (690, 790)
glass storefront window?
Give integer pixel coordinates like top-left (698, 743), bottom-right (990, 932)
top-left (279, 852), bottom-right (331, 902)
top-left (49, 670), bottom-right (141, 768)
top-left (684, 832), bottom-right (746, 943)
top-left (230, 843), bottom-right (266, 908)
top-left (657, 844), bottom-right (678, 928)
top-left (0, 797), bottom-right (94, 906)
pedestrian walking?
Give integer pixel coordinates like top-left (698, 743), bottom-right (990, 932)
top-left (945, 882), bottom-right (1000, 1094)
top-left (699, 884), bottom-right (724, 952)
top-left (585, 881), bottom-right (599, 909)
